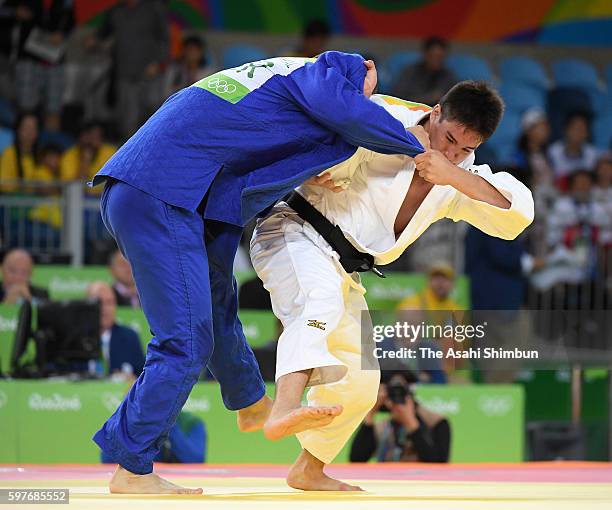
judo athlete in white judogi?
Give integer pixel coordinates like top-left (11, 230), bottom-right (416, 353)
top-left (250, 81), bottom-right (535, 491)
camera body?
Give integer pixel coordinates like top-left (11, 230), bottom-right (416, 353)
top-left (387, 375), bottom-right (414, 405)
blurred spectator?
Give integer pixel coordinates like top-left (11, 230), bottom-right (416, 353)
top-left (536, 169), bottom-right (611, 314)
top-left (392, 37), bottom-right (457, 105)
top-left (396, 262), bottom-right (464, 383)
top-left (350, 373), bottom-right (450, 463)
top-left (165, 35), bottom-right (213, 97)
top-left (109, 250), bottom-right (140, 308)
top-left (38, 143), bottom-right (61, 179)
top-left (547, 170), bottom-right (611, 269)
top-left (465, 226), bottom-right (541, 311)
top-left (513, 108), bottom-right (554, 188)
top-left (0, 0), bottom-right (74, 130)
top-left (0, 248), bottom-right (48, 304)
top-left (464, 226), bottom-right (541, 382)
top-left (86, 281), bottom-right (145, 377)
top-left (59, 121), bottom-right (116, 195)
top-left (0, 111), bottom-right (53, 193)
top-left (294, 19), bottom-right (330, 58)
top-left (512, 111), bottom-right (557, 256)
top-left (548, 112), bottom-right (599, 183)
top-left (397, 261), bottom-right (461, 311)
top-left (28, 143), bottom-right (62, 207)
top-left (593, 153), bottom-right (612, 212)
top-left (91, 0), bottom-right (169, 140)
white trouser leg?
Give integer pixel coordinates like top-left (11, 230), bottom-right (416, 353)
top-left (296, 286), bottom-right (380, 464)
top-left (251, 215), bottom-right (348, 386)
top-left (251, 212), bottom-right (380, 463)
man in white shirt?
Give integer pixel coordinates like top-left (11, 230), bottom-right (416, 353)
top-left (250, 81), bottom-right (534, 491)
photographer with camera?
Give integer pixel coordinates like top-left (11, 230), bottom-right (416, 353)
top-left (349, 372), bottom-right (451, 463)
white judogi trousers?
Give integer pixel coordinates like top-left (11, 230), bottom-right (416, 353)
top-left (251, 206), bottom-right (380, 464)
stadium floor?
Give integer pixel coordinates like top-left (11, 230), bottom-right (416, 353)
top-left (1, 462), bottom-right (611, 509)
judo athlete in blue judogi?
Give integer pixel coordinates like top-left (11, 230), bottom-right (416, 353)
top-left (91, 51), bottom-right (424, 493)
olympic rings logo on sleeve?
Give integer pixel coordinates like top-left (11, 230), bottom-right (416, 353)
top-left (207, 77), bottom-right (237, 94)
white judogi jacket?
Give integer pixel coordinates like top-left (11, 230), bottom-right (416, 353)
top-left (288, 94), bottom-right (535, 266)
top-left (250, 95), bottom-right (534, 464)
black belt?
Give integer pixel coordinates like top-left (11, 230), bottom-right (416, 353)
top-left (285, 191), bottom-right (385, 278)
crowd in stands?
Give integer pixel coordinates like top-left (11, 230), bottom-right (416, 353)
top-left (0, 2), bottom-right (610, 298)
top-left (383, 37), bottom-right (612, 300)
top-left (0, 0), bottom-right (612, 278)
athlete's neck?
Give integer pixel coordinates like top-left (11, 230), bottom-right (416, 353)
top-left (419, 115), bottom-right (431, 135)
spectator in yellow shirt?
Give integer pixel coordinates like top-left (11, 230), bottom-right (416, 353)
top-left (38, 144), bottom-right (62, 182)
top-left (397, 262), bottom-right (463, 311)
top-left (60, 121), bottom-right (116, 195)
top-left (0, 112), bottom-right (53, 193)
top-left (27, 144), bottom-right (64, 228)
top-left (397, 262), bottom-right (468, 381)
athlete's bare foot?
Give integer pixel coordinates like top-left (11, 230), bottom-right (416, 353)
top-left (287, 449), bottom-right (363, 491)
top-left (264, 405), bottom-right (343, 440)
top-left (109, 466), bottom-right (203, 494)
top-left (237, 395), bottom-right (273, 432)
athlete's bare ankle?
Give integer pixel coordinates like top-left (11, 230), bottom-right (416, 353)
top-left (294, 449), bottom-right (324, 474)
top-left (272, 370), bottom-right (312, 416)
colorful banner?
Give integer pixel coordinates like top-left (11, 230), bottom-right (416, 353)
top-left (0, 380), bottom-right (524, 463)
top-left (73, 0), bottom-right (612, 46)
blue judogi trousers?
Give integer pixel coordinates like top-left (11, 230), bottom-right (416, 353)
top-left (93, 180), bottom-right (265, 474)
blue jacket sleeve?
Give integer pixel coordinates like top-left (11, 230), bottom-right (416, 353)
top-left (285, 51), bottom-right (424, 157)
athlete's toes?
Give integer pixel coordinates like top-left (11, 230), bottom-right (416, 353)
top-left (178, 487), bottom-right (203, 495)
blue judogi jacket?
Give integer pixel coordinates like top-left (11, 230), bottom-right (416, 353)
top-left (93, 51), bottom-right (424, 226)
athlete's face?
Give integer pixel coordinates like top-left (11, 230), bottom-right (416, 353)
top-left (426, 105), bottom-right (481, 165)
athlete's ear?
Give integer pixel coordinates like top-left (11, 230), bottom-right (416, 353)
top-left (431, 104), bottom-right (441, 121)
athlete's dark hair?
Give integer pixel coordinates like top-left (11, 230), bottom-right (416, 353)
top-left (439, 80), bottom-right (504, 141)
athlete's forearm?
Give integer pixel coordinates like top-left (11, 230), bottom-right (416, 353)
top-left (415, 150), bottom-right (510, 209)
top-left (448, 168), bottom-right (511, 209)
